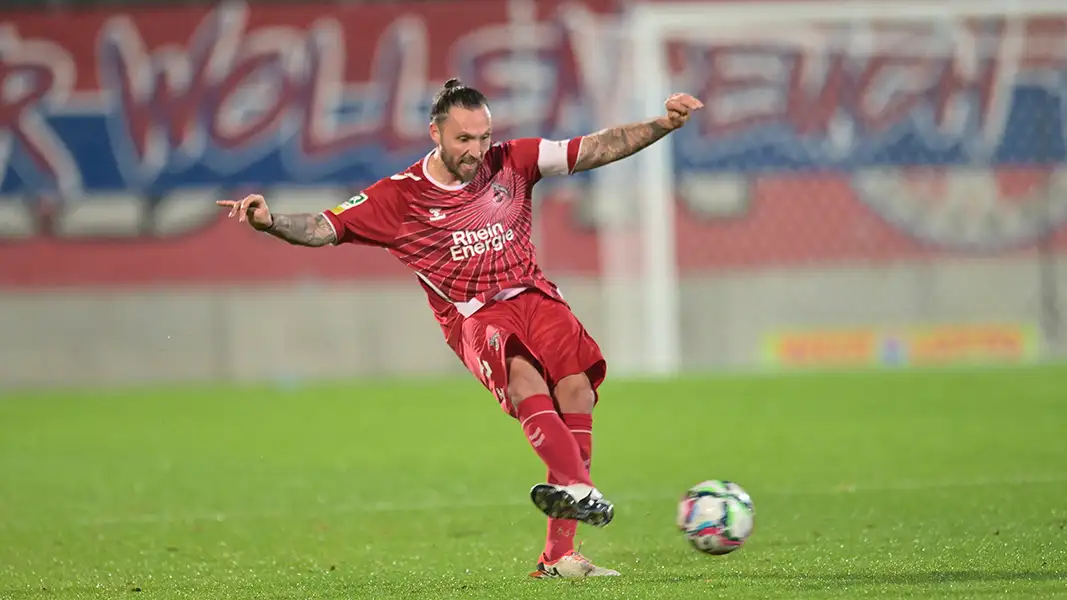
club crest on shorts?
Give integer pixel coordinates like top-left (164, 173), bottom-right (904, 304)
top-left (487, 331), bottom-right (501, 351)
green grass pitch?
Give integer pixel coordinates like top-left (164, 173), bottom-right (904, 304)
top-left (2, 365), bottom-right (1065, 599)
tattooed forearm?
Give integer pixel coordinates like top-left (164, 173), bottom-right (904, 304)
top-left (265, 213), bottom-right (337, 247)
top-left (572, 118), bottom-right (673, 172)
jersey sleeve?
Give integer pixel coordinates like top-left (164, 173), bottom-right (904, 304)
top-left (504, 137), bottom-right (583, 184)
top-left (320, 177), bottom-right (408, 248)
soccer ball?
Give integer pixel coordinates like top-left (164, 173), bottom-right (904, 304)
top-left (676, 480), bottom-right (755, 555)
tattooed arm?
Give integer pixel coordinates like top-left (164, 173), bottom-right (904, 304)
top-left (219, 186), bottom-right (404, 249)
top-left (263, 213), bottom-right (337, 247)
top-left (572, 118), bottom-right (673, 173)
top-left (571, 93), bottom-right (704, 173)
top-left (216, 194), bottom-right (336, 247)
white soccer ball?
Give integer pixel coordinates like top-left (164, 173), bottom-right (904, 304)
top-left (676, 480), bottom-right (755, 555)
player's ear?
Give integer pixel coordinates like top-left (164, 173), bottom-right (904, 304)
top-left (429, 121), bottom-right (441, 146)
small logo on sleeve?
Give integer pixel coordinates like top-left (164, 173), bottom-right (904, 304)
top-left (329, 192), bottom-right (368, 215)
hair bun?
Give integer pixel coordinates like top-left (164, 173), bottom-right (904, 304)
top-left (443, 78), bottom-right (463, 90)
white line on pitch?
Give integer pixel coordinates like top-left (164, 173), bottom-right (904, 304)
top-left (70, 474), bottom-right (1067, 527)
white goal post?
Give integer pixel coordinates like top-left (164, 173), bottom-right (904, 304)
top-left (602, 0), bottom-right (1067, 377)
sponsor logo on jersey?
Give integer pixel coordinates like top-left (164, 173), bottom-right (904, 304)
top-left (449, 222), bottom-right (515, 261)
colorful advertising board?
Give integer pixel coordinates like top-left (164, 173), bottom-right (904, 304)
top-left (764, 324), bottom-right (1041, 368)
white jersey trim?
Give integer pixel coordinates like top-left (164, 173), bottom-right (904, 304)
top-left (415, 271), bottom-right (453, 302)
top-left (421, 150), bottom-right (471, 191)
top-left (416, 271), bottom-right (528, 318)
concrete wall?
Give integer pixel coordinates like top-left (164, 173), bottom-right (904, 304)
top-left (3, 256), bottom-right (1063, 388)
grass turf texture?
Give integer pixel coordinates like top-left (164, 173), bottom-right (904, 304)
top-left (2, 365), bottom-right (1065, 599)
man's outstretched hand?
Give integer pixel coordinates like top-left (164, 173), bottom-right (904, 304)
top-left (659, 93), bottom-right (703, 131)
top-left (216, 194), bottom-right (274, 231)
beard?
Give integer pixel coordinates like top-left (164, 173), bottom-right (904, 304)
top-left (441, 148), bottom-right (480, 183)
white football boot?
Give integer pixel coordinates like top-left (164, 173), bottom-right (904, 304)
top-left (529, 483), bottom-right (615, 527)
top-left (529, 549), bottom-right (621, 579)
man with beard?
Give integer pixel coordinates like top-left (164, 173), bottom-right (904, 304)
top-left (217, 78), bottom-right (703, 579)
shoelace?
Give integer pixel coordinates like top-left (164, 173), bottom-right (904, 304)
top-left (571, 541), bottom-right (591, 565)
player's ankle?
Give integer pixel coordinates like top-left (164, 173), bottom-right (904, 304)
top-left (541, 548), bottom-right (572, 564)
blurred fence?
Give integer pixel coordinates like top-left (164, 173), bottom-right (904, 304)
top-left (1, 0), bottom-right (1065, 388)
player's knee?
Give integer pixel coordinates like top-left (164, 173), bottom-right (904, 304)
top-left (554, 373), bottom-right (594, 414)
top-left (506, 355), bottom-right (550, 405)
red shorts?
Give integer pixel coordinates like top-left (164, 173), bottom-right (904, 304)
top-left (443, 290), bottom-right (607, 418)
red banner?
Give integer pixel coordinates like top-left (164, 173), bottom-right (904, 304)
top-left (2, 1), bottom-right (1067, 287)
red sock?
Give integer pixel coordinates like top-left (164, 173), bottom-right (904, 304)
top-left (518, 395), bottom-right (592, 488)
top-left (562, 413), bottom-right (593, 472)
top-left (542, 469), bottom-right (578, 562)
top-left (543, 413), bottom-right (594, 563)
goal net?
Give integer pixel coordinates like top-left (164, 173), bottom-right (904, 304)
top-left (591, 0), bottom-right (1067, 377)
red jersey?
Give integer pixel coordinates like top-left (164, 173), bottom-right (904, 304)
top-left (320, 137), bottom-right (582, 322)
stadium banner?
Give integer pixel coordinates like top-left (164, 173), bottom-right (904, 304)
top-left (763, 324), bottom-right (1042, 368)
top-left (2, 1), bottom-right (1067, 287)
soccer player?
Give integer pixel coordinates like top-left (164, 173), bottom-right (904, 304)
top-left (217, 79), bottom-right (702, 578)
